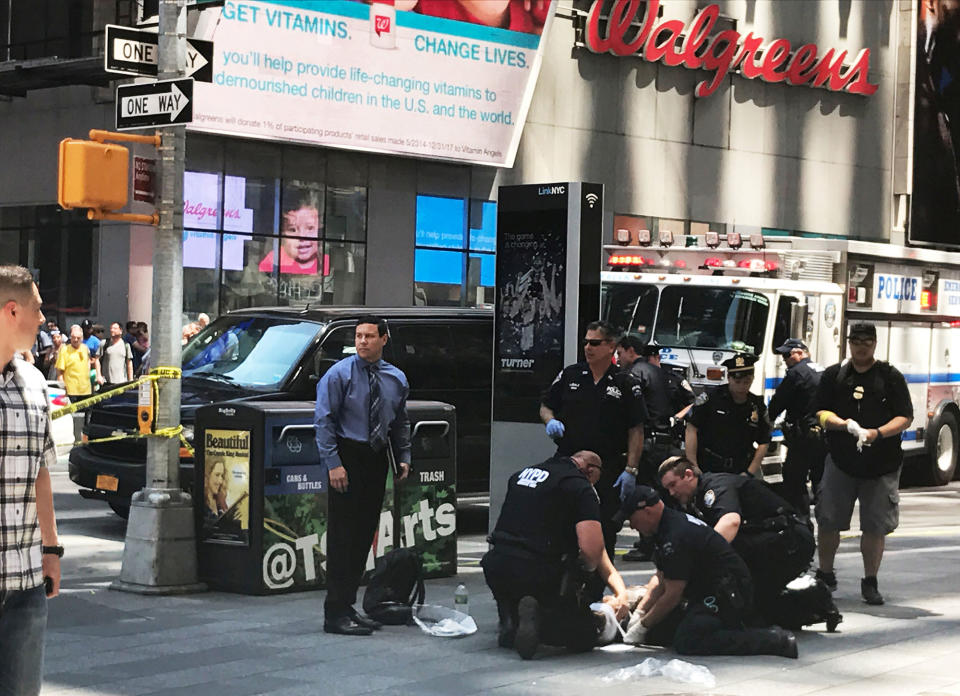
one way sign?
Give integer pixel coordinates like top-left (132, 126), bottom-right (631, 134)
top-left (105, 25), bottom-right (214, 82)
top-left (116, 78), bottom-right (193, 130)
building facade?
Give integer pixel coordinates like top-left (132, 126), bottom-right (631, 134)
top-left (0, 0), bottom-right (907, 327)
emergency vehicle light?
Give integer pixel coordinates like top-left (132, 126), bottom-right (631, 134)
top-left (921, 289), bottom-right (933, 310)
top-left (704, 257), bottom-right (722, 267)
top-left (674, 259), bottom-right (687, 269)
top-left (706, 367), bottom-right (724, 380)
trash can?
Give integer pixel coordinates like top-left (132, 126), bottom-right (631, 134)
top-left (194, 400), bottom-right (457, 594)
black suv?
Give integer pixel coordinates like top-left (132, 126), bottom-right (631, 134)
top-left (68, 306), bottom-right (493, 515)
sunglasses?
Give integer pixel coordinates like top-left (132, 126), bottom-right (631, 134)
top-left (583, 338), bottom-right (609, 347)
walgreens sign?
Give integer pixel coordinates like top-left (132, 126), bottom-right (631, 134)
top-left (585, 0), bottom-right (878, 98)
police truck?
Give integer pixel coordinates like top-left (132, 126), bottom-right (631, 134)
top-left (601, 233), bottom-right (960, 486)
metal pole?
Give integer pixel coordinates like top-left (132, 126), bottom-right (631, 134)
top-left (114, 0), bottom-right (203, 594)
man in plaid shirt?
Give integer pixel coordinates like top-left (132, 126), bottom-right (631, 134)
top-left (0, 266), bottom-right (60, 696)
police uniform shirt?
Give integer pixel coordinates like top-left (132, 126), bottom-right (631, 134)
top-left (653, 506), bottom-right (750, 602)
top-left (689, 387), bottom-right (772, 471)
top-left (542, 362), bottom-right (648, 477)
top-left (629, 360), bottom-right (675, 432)
top-left (663, 365), bottom-right (695, 415)
top-left (768, 357), bottom-right (824, 427)
top-left (490, 456), bottom-right (601, 562)
top-left (813, 361), bottom-right (913, 477)
top-left (693, 472), bottom-right (791, 528)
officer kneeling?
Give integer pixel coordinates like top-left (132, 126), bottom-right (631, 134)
top-left (482, 451), bottom-right (630, 660)
top-left (658, 456), bottom-right (841, 632)
top-left (617, 485), bottom-right (798, 658)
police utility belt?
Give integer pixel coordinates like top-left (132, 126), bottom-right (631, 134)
top-left (647, 430), bottom-right (676, 445)
top-left (702, 446), bottom-right (747, 473)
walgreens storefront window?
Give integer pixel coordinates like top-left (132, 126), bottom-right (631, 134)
top-left (182, 136), bottom-right (367, 322)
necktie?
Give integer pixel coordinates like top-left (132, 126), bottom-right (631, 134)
top-left (368, 362), bottom-right (385, 449)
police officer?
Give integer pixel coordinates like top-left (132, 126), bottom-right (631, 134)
top-left (686, 353), bottom-right (771, 476)
top-left (769, 338), bottom-right (826, 519)
top-left (615, 485), bottom-right (798, 658)
top-left (616, 336), bottom-right (691, 562)
top-left (658, 456), bottom-right (841, 632)
top-left (541, 321), bottom-right (647, 557)
top-left (616, 337), bottom-right (692, 480)
top-left (482, 451), bottom-right (631, 660)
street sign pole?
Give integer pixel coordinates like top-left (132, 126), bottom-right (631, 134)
top-left (114, 0), bottom-right (204, 595)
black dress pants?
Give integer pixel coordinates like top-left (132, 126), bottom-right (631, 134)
top-left (323, 438), bottom-right (388, 620)
top-left (481, 549), bottom-right (598, 652)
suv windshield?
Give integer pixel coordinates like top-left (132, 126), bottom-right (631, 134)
top-left (653, 287), bottom-right (769, 353)
top-left (182, 316), bottom-right (320, 388)
top-left (601, 283), bottom-right (659, 340)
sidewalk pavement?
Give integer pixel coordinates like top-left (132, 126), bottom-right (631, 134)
top-left (42, 518), bottom-right (960, 696)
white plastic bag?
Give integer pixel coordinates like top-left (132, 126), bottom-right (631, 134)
top-left (412, 604), bottom-right (477, 637)
top-left (661, 659), bottom-right (717, 687)
top-left (602, 657), bottom-right (716, 688)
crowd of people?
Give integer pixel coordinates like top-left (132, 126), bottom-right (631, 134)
top-left (23, 312), bottom-right (212, 399)
top-left (483, 319), bottom-right (913, 660)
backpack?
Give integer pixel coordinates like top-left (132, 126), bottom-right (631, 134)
top-left (362, 548), bottom-right (426, 625)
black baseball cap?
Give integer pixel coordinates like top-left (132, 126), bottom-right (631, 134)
top-left (849, 323), bottom-right (877, 340)
top-left (80, 319), bottom-right (92, 329)
top-left (613, 485), bottom-right (661, 523)
top-left (774, 338), bottom-right (808, 355)
top-left (640, 343), bottom-right (662, 358)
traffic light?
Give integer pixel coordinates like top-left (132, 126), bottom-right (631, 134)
top-left (58, 138), bottom-right (129, 212)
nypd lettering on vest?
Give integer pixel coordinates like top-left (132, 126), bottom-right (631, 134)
top-left (606, 385), bottom-right (622, 399)
top-left (517, 467), bottom-right (550, 488)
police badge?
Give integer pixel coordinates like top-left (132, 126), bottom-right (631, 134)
top-left (704, 489), bottom-right (716, 507)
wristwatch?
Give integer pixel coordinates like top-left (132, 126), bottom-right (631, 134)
top-left (42, 545), bottom-right (64, 558)
top-left (624, 466), bottom-right (639, 476)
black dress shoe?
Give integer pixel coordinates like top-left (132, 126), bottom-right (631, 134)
top-left (349, 608), bottom-right (382, 630)
top-left (324, 615), bottom-right (374, 636)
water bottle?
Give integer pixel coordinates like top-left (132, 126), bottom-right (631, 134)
top-left (454, 583), bottom-right (469, 615)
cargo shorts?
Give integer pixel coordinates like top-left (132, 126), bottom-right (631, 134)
top-left (815, 455), bottom-right (900, 535)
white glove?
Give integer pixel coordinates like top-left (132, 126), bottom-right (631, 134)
top-left (623, 608), bottom-right (647, 645)
top-left (846, 419), bottom-right (869, 452)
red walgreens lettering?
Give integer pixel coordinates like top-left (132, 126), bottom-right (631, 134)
top-left (584, 0), bottom-right (878, 98)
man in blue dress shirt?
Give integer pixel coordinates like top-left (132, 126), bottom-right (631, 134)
top-left (315, 315), bottom-right (411, 635)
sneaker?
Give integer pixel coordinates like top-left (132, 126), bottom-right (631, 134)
top-left (515, 596), bottom-right (540, 660)
top-left (861, 577), bottom-right (884, 605)
top-left (815, 569), bottom-right (837, 592)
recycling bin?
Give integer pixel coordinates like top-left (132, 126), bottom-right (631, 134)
top-left (194, 399), bottom-right (456, 594)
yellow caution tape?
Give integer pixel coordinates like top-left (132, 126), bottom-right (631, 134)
top-left (51, 366), bottom-right (194, 455)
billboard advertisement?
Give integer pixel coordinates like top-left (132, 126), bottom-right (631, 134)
top-left (192, 0), bottom-right (556, 167)
top-left (911, 0), bottom-right (960, 247)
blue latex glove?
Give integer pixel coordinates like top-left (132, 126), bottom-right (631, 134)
top-left (545, 418), bottom-right (565, 440)
top-left (615, 469), bottom-right (637, 499)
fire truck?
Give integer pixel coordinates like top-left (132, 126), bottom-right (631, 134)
top-left (600, 232), bottom-right (960, 486)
